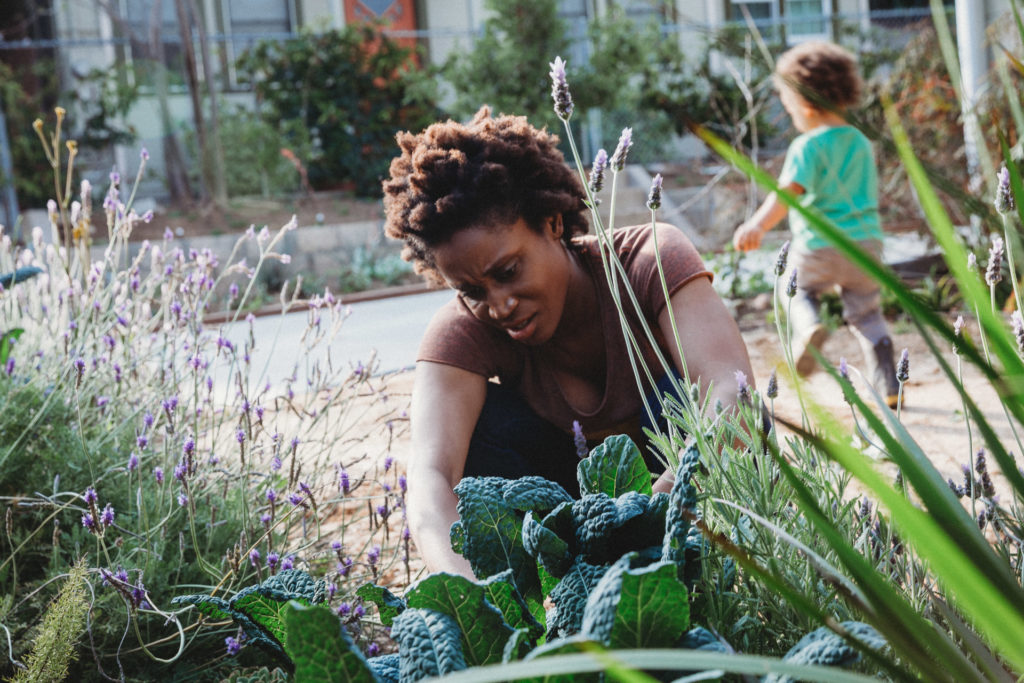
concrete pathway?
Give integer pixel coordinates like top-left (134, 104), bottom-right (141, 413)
top-left (211, 289), bottom-right (454, 397)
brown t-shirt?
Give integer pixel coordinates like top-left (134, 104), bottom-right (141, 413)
top-left (417, 223), bottom-right (712, 446)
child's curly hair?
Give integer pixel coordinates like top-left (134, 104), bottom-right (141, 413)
top-left (382, 106), bottom-right (588, 285)
top-left (774, 40), bottom-right (862, 110)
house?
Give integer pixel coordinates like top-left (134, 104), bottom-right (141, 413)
top-left (0, 0), bottom-right (1015, 212)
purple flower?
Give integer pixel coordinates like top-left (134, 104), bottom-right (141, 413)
top-left (266, 489), bottom-right (278, 503)
top-left (229, 282), bottom-right (239, 300)
top-left (101, 503), bottom-right (115, 527)
top-left (331, 541), bottom-right (343, 552)
top-left (766, 369), bottom-right (778, 399)
top-left (367, 545), bottom-right (381, 566)
top-left (548, 56), bottom-right (574, 120)
top-left (786, 268), bottom-right (798, 297)
top-left (339, 470), bottom-right (350, 495)
top-left (337, 602), bottom-right (351, 616)
top-left (367, 642), bottom-right (380, 657)
top-left (137, 434), bottom-right (149, 450)
top-left (338, 557), bottom-right (353, 577)
top-left (896, 348), bottom-right (910, 383)
top-left (288, 493), bottom-right (304, 507)
top-left (173, 462), bottom-right (186, 481)
top-left (383, 456), bottom-right (393, 472)
top-left (236, 428), bottom-right (245, 444)
top-left (225, 636), bottom-right (241, 657)
top-left (646, 173), bottom-right (663, 211)
top-left (249, 549), bottom-right (260, 566)
top-left (177, 493), bottom-right (188, 506)
top-left (775, 240), bottom-right (791, 276)
top-left (271, 456), bottom-right (282, 472)
top-left (82, 512), bottom-right (96, 530)
top-left (354, 604), bottom-right (365, 618)
top-left (839, 357), bottom-right (849, 381)
top-left (734, 370), bottom-right (750, 403)
top-left (5, 358), bottom-right (14, 376)
top-left (266, 552), bottom-right (279, 570)
top-left (986, 236), bottom-right (1004, 287)
top-left (398, 475), bottom-right (407, 493)
top-left (572, 420), bottom-right (588, 459)
top-left (260, 513), bottom-right (272, 526)
top-left (84, 487), bottom-right (98, 505)
top-left (127, 453), bottom-right (139, 471)
top-left (143, 412), bottom-right (155, 428)
top-left (183, 438), bottom-right (195, 457)
top-left (588, 149), bottom-right (608, 195)
top-left (281, 555), bottom-right (294, 571)
top-left (153, 466), bottom-right (164, 483)
top-left (610, 128), bottom-right (633, 171)
top-left (996, 165), bottom-right (1016, 214)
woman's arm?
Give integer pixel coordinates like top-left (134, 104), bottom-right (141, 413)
top-left (651, 277), bottom-right (757, 493)
top-left (406, 361), bottom-right (488, 578)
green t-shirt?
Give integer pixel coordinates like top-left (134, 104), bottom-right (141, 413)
top-left (778, 125), bottom-right (882, 251)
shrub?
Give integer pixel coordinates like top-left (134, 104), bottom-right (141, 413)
top-left (236, 22), bottom-right (440, 198)
top-left (0, 118), bottom-right (412, 680)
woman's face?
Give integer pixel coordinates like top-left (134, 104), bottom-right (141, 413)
top-left (433, 216), bottom-right (572, 346)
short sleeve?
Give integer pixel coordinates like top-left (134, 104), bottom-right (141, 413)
top-left (613, 224), bottom-right (713, 318)
top-left (416, 297), bottom-right (524, 383)
top-left (778, 134), bottom-right (816, 191)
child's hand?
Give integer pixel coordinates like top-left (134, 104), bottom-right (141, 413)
top-left (733, 220), bottom-right (765, 252)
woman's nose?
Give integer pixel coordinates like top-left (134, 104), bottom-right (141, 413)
top-left (488, 292), bottom-right (516, 320)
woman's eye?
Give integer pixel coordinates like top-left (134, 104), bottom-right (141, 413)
top-left (461, 288), bottom-right (484, 304)
top-left (495, 265), bottom-right (517, 282)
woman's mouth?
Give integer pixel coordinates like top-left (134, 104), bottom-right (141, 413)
top-left (505, 314), bottom-right (536, 341)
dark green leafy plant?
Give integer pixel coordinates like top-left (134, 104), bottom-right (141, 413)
top-left (237, 22), bottom-right (440, 197)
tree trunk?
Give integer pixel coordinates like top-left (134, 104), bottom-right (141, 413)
top-left (187, 0), bottom-right (227, 206)
top-left (174, 0), bottom-right (213, 205)
top-left (149, 0), bottom-right (194, 205)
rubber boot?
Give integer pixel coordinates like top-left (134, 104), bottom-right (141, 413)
top-left (870, 336), bottom-right (901, 408)
top-left (794, 323), bottom-right (830, 377)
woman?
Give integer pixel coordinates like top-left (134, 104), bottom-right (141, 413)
top-left (383, 107), bottom-right (755, 577)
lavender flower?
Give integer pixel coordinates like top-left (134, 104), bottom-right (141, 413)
top-left (260, 513), bottom-right (272, 526)
top-left (572, 420), bottom-right (588, 459)
top-left (996, 165), bottom-right (1016, 214)
top-left (271, 456), bottom-right (282, 472)
top-left (646, 174), bottom-right (663, 211)
top-left (137, 434), bottom-right (149, 451)
top-left (967, 252), bottom-right (978, 272)
top-left (82, 512), bottom-right (96, 531)
top-left (896, 348), bottom-right (910, 383)
top-left (339, 469), bottom-right (351, 495)
top-left (266, 489), bottom-right (278, 503)
top-left (588, 149), bottom-right (608, 195)
top-left (398, 474), bottom-right (407, 493)
top-left (610, 128), bottom-right (633, 172)
top-left (734, 370), bottom-right (750, 403)
top-left (765, 369), bottom-right (778, 399)
top-left (839, 357), bottom-right (849, 381)
top-left (249, 549), bottom-right (260, 566)
top-left (986, 236), bottom-right (1004, 287)
top-left (289, 492), bottom-right (304, 507)
top-left (127, 452), bottom-right (139, 471)
top-left (225, 636), bottom-right (241, 656)
top-left (774, 241), bottom-right (791, 276)
top-left (548, 56), bottom-right (574, 121)
top-left (383, 456), bottom-right (393, 472)
top-left (84, 487), bottom-right (98, 505)
top-left (953, 314), bottom-right (965, 355)
top-left (153, 466), bottom-right (164, 483)
top-left (786, 268), bottom-right (798, 297)
top-left (100, 503), bottom-right (115, 527)
top-left (266, 552), bottom-right (279, 571)
top-left (177, 493), bottom-right (188, 506)
top-left (337, 602), bottom-right (351, 617)
top-left (281, 555), bottom-right (294, 571)
top-left (4, 358), bottom-right (13, 376)
top-left (367, 642), bottom-right (380, 657)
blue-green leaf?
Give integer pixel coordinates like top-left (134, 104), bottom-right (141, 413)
top-left (282, 602), bottom-right (377, 682)
top-left (391, 608), bottom-right (467, 681)
top-left (356, 584), bottom-right (406, 627)
top-left (578, 434), bottom-right (652, 497)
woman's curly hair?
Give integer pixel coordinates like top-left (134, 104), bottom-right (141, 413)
top-left (383, 106), bottom-right (588, 285)
top-left (774, 40), bottom-right (862, 110)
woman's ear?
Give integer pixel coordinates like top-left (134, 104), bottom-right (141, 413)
top-left (548, 214), bottom-right (564, 239)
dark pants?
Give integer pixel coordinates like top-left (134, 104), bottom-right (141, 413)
top-left (463, 374), bottom-right (685, 497)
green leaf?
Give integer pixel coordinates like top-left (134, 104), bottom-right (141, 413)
top-left (580, 554), bottom-right (690, 649)
top-left (355, 584), bottom-right (406, 627)
top-left (234, 590), bottom-right (305, 650)
top-left (764, 622), bottom-right (886, 683)
top-left (520, 635), bottom-right (604, 683)
top-left (547, 559), bottom-right (609, 640)
top-left (171, 593), bottom-right (235, 622)
top-left (578, 435), bottom-right (652, 497)
top-left (480, 570), bottom-right (544, 642)
top-left (282, 602), bottom-right (377, 683)
top-left (502, 478), bottom-right (574, 510)
top-left (0, 328), bottom-right (23, 366)
top-left (405, 572), bottom-right (516, 667)
top-left (452, 477), bottom-right (540, 602)
top-left (523, 507), bottom-right (574, 577)
top-left (391, 607), bottom-right (467, 681)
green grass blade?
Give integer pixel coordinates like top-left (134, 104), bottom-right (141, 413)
top-left (792, 403), bottom-right (1024, 674)
top-left (767, 435), bottom-right (988, 683)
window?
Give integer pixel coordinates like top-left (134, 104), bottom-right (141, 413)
top-left (727, 0), bottom-right (829, 42)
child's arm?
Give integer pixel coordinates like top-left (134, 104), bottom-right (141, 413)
top-left (732, 182), bottom-right (804, 252)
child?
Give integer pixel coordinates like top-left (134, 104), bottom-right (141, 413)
top-left (732, 40), bottom-right (900, 408)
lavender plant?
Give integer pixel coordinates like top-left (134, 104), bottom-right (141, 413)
top-left (0, 115), bottom-right (415, 680)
